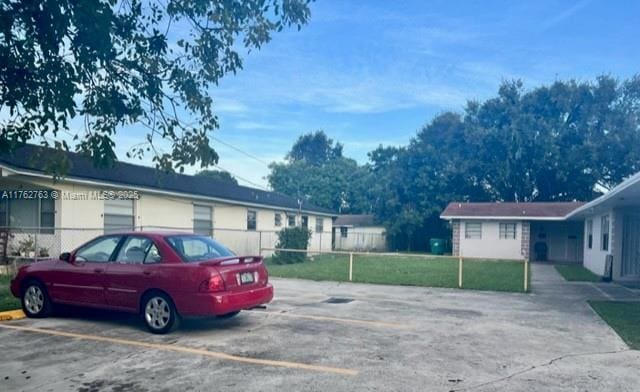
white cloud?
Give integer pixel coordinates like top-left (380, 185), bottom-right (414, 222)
top-left (540, 0), bottom-right (591, 30)
top-left (213, 97), bottom-right (249, 114)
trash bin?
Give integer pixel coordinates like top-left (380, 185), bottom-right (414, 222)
top-left (430, 238), bottom-right (445, 255)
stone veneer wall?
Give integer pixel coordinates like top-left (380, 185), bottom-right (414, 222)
top-left (452, 220), bottom-right (460, 256)
top-left (521, 220), bottom-right (530, 261)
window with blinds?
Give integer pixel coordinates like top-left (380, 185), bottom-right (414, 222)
top-left (104, 199), bottom-right (134, 233)
top-left (499, 222), bottom-right (517, 239)
top-left (193, 205), bottom-right (213, 236)
top-left (247, 210), bottom-right (257, 231)
top-left (315, 217), bottom-right (324, 233)
top-left (465, 222), bottom-right (482, 239)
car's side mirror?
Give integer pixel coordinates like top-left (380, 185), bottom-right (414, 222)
top-left (59, 252), bottom-right (71, 262)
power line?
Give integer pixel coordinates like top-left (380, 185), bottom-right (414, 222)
top-left (211, 136), bottom-right (271, 167)
top-left (214, 164), bottom-right (270, 191)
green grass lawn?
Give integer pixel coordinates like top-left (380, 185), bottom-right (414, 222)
top-left (266, 254), bottom-right (529, 293)
top-left (555, 265), bottom-right (601, 282)
top-left (589, 301), bottom-right (640, 350)
top-left (0, 274), bottom-right (20, 312)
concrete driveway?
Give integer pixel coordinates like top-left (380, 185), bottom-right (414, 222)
top-left (0, 264), bottom-right (638, 391)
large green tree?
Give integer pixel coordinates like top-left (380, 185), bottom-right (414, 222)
top-left (373, 75), bottom-right (640, 250)
top-left (0, 0), bottom-right (312, 173)
top-left (195, 169), bottom-right (237, 184)
top-left (268, 131), bottom-right (373, 213)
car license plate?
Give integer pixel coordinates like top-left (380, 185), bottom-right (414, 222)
top-left (240, 272), bottom-right (254, 284)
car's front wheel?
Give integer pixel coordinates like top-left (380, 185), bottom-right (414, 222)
top-left (142, 293), bottom-right (179, 334)
top-left (21, 280), bottom-right (52, 318)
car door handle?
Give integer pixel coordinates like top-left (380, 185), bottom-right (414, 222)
top-left (94, 268), bottom-right (104, 273)
top-left (142, 271), bottom-right (151, 275)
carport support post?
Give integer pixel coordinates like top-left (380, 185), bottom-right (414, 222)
top-left (349, 252), bottom-right (354, 281)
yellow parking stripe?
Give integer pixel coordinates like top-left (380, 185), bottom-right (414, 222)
top-left (0, 324), bottom-right (358, 376)
top-left (250, 309), bottom-right (412, 329)
top-left (0, 310), bottom-right (25, 321)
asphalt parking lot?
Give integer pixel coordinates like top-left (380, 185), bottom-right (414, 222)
top-left (1, 264), bottom-right (639, 392)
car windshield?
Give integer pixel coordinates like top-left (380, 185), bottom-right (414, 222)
top-left (166, 235), bottom-right (235, 262)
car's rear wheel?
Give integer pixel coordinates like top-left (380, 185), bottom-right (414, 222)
top-left (142, 293), bottom-right (179, 334)
top-left (21, 281), bottom-right (52, 318)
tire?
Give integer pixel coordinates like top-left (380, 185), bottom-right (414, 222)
top-left (21, 280), bottom-right (52, 318)
top-left (141, 292), bottom-right (179, 334)
top-left (217, 311), bottom-right (240, 319)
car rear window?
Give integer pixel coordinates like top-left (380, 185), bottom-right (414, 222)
top-left (166, 235), bottom-right (235, 262)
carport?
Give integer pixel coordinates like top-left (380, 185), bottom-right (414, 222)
top-left (528, 220), bottom-right (584, 262)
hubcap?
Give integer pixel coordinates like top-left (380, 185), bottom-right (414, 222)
top-left (24, 285), bottom-right (44, 314)
top-left (145, 297), bottom-right (171, 329)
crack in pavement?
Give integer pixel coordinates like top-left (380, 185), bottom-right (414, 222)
top-left (449, 348), bottom-right (632, 392)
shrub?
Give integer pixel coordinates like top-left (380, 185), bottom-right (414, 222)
top-left (273, 227), bottom-right (312, 264)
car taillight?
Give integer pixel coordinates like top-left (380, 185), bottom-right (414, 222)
top-left (199, 273), bottom-right (225, 292)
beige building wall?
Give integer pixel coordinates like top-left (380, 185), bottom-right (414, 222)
top-left (136, 193), bottom-right (193, 229)
top-left (0, 175), bottom-right (333, 257)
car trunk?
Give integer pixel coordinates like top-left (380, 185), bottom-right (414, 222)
top-left (200, 256), bottom-right (268, 292)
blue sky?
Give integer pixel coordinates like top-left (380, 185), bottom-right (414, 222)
top-left (121, 0), bottom-right (640, 188)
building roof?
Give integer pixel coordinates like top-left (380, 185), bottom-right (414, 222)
top-left (565, 171), bottom-right (640, 219)
top-left (440, 202), bottom-right (586, 221)
top-left (0, 144), bottom-right (334, 215)
top-left (334, 214), bottom-right (380, 227)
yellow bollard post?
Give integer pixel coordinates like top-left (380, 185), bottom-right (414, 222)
top-left (524, 257), bottom-right (529, 292)
top-left (458, 256), bottom-right (463, 288)
top-left (349, 253), bottom-right (354, 282)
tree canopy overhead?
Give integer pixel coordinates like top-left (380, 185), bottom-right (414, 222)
top-left (0, 0), bottom-right (313, 173)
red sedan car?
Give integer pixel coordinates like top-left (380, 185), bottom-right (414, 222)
top-left (10, 232), bottom-right (274, 333)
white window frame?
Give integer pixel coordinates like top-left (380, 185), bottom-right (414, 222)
top-left (600, 215), bottom-right (609, 251)
top-left (274, 213), bottom-right (282, 227)
top-left (193, 204), bottom-right (213, 236)
top-left (247, 210), bottom-right (257, 231)
top-left (104, 199), bottom-right (135, 233)
top-left (499, 222), bottom-right (517, 239)
top-left (465, 222), bottom-right (482, 239)
top-left (287, 214), bottom-right (296, 227)
top-left (315, 217), bottom-right (324, 233)
top-left (586, 219), bottom-right (593, 249)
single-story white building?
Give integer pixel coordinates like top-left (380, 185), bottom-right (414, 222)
top-left (564, 171), bottom-right (640, 280)
top-left (0, 144), bottom-right (335, 258)
top-left (441, 172), bottom-right (640, 281)
top-left (333, 214), bottom-right (387, 251)
top-left (440, 202), bottom-right (585, 262)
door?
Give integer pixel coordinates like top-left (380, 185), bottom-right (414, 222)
top-left (622, 214), bottom-right (640, 277)
top-left (104, 236), bottom-right (164, 310)
top-left (50, 235), bottom-right (123, 306)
